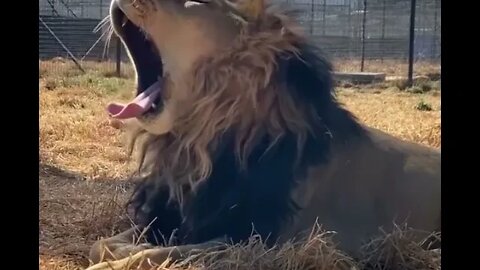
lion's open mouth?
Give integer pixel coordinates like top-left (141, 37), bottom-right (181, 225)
top-left (106, 4), bottom-right (164, 120)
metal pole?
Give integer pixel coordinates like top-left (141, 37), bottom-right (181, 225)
top-left (39, 17), bottom-right (85, 73)
top-left (322, 0), bottom-right (326, 36)
top-left (46, 0), bottom-right (59, 16)
top-left (360, 0), bottom-right (367, 72)
top-left (381, 0), bottom-right (386, 62)
top-left (310, 0), bottom-right (314, 35)
top-left (407, 0), bottom-right (417, 86)
top-left (116, 37), bottom-right (122, 77)
top-left (347, 0), bottom-right (352, 57)
top-left (432, 0), bottom-right (438, 59)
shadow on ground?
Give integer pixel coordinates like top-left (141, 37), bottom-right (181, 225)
top-left (39, 163), bottom-right (135, 268)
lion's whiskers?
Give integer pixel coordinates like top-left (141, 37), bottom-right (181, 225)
top-left (80, 15), bottom-right (113, 61)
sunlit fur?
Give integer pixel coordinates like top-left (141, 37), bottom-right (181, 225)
top-left (86, 0), bottom-right (440, 269)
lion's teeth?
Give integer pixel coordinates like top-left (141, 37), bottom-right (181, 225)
top-left (185, 1), bottom-right (204, 8)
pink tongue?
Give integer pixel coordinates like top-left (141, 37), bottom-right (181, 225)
top-left (107, 81), bottom-right (162, 119)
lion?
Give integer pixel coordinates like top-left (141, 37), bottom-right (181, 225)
top-left (86, 0), bottom-right (441, 269)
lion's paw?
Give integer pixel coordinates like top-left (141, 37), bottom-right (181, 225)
top-left (85, 257), bottom-right (139, 270)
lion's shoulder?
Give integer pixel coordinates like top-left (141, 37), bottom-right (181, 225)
top-left (365, 126), bottom-right (440, 156)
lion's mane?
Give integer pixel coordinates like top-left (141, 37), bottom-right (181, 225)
top-left (125, 10), bottom-right (367, 246)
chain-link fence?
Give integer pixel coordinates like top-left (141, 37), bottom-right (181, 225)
top-left (39, 0), bottom-right (440, 79)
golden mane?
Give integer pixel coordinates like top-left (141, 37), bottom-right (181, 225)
top-left (127, 15), bottom-right (317, 200)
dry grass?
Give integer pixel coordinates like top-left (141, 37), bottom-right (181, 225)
top-left (166, 226), bottom-right (357, 270)
top-left (39, 58), bottom-right (440, 79)
top-left (39, 60), bottom-right (441, 270)
top-left (164, 224), bottom-right (440, 270)
top-left (333, 58), bottom-right (440, 77)
top-left (359, 225), bottom-right (441, 270)
top-left (337, 87), bottom-right (440, 148)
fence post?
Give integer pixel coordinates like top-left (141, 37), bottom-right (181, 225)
top-left (432, 0), bottom-right (438, 59)
top-left (407, 0), bottom-right (417, 87)
top-left (360, 0), bottom-right (367, 72)
top-left (347, 0), bottom-right (352, 57)
top-left (310, 0), bottom-right (314, 35)
top-left (322, 0), bottom-right (326, 36)
top-left (380, 0), bottom-right (386, 62)
top-left (116, 37), bottom-right (122, 77)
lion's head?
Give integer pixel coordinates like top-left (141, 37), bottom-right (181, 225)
top-left (108, 0), bottom-right (364, 210)
top-left (109, 0), bottom-right (259, 135)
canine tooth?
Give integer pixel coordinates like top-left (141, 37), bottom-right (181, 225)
top-left (185, 1), bottom-right (204, 8)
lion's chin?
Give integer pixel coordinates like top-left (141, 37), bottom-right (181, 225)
top-left (109, 2), bottom-right (165, 121)
top-left (136, 102), bottom-right (175, 135)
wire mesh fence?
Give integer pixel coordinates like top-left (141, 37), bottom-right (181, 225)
top-left (39, 0), bottom-right (441, 79)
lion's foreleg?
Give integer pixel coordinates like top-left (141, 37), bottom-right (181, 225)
top-left (85, 237), bottom-right (227, 270)
top-left (89, 226), bottom-right (153, 264)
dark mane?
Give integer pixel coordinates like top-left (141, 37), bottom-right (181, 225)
top-left (127, 34), bottom-right (367, 247)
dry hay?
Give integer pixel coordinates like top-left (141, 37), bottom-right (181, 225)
top-left (358, 225), bottom-right (441, 270)
top-left (172, 227), bottom-right (440, 270)
top-left (79, 224), bottom-right (440, 270)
